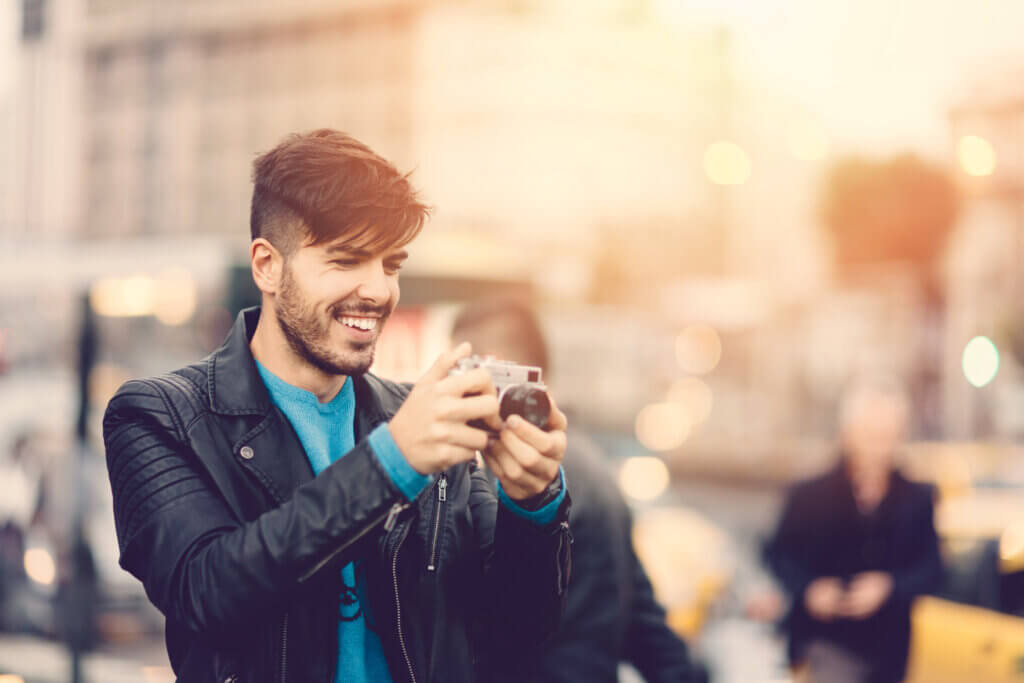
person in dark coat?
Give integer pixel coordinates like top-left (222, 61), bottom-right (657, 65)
top-left (452, 299), bottom-right (705, 683)
top-left (764, 375), bottom-right (943, 683)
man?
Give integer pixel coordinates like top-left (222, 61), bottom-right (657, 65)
top-left (451, 299), bottom-right (704, 683)
top-left (764, 376), bottom-right (943, 683)
top-left (102, 130), bottom-right (571, 682)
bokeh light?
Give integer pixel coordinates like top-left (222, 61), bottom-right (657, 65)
top-left (90, 275), bottom-right (157, 318)
top-left (153, 269), bottom-right (198, 326)
top-left (957, 135), bottom-right (996, 177)
top-left (962, 335), bottom-right (999, 388)
top-left (619, 456), bottom-right (671, 501)
top-left (635, 401), bottom-right (691, 451)
top-left (667, 377), bottom-right (714, 425)
top-left (675, 324), bottom-right (723, 375)
top-left (90, 271), bottom-right (197, 324)
top-left (24, 547), bottom-right (56, 586)
top-left (703, 141), bottom-right (752, 185)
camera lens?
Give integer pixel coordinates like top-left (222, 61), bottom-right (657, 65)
top-left (500, 384), bottom-right (551, 430)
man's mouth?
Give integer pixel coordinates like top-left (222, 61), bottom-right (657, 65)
top-left (337, 315), bottom-right (379, 332)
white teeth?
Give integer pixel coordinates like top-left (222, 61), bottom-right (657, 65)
top-left (340, 316), bottom-right (377, 331)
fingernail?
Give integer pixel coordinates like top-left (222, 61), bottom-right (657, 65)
top-left (507, 415), bottom-right (521, 428)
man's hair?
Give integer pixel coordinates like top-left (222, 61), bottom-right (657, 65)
top-left (451, 298), bottom-right (550, 371)
top-left (250, 129), bottom-right (430, 256)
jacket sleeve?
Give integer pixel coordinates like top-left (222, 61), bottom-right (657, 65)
top-left (890, 486), bottom-right (943, 601)
top-left (103, 379), bottom-right (405, 636)
top-left (467, 462), bottom-right (572, 658)
top-left (763, 487), bottom-right (817, 602)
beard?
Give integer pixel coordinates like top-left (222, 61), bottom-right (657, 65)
top-left (274, 265), bottom-right (391, 376)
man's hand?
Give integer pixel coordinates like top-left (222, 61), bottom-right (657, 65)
top-left (804, 577), bottom-right (844, 622)
top-left (388, 343), bottom-right (503, 475)
top-left (481, 397), bottom-right (567, 501)
top-left (839, 571), bottom-right (893, 620)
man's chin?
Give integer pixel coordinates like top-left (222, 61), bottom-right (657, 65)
top-left (334, 345), bottom-right (376, 375)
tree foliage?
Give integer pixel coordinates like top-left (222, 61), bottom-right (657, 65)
top-left (820, 155), bottom-right (959, 277)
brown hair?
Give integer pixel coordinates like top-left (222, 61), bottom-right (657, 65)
top-left (250, 129), bottom-right (430, 256)
top-left (451, 298), bottom-right (550, 372)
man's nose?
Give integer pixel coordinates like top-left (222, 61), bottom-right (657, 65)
top-left (356, 263), bottom-right (391, 305)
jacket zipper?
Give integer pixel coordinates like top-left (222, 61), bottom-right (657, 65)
top-left (279, 612), bottom-right (289, 683)
top-left (392, 521), bottom-right (418, 683)
top-left (426, 475), bottom-right (447, 572)
top-left (555, 521), bottom-right (572, 596)
top-left (298, 502), bottom-right (408, 583)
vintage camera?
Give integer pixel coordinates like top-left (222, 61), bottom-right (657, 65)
top-left (449, 355), bottom-right (551, 431)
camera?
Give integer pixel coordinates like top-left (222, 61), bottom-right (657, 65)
top-left (449, 355), bottom-right (551, 431)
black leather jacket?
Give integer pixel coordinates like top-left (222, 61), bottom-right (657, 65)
top-left (102, 308), bottom-right (572, 683)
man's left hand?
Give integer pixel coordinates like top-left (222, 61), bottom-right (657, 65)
top-left (840, 571), bottom-right (893, 619)
top-left (482, 397), bottom-right (567, 501)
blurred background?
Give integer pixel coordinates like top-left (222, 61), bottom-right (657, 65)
top-left (3, 0), bottom-right (1024, 681)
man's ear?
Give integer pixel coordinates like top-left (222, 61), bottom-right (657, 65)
top-left (251, 238), bottom-right (283, 295)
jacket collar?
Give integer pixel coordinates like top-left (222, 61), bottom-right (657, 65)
top-left (207, 307), bottom-right (273, 416)
top-left (207, 307), bottom-right (393, 434)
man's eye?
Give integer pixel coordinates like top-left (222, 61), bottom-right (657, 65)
top-left (331, 259), bottom-right (359, 268)
top-left (384, 262), bottom-right (404, 274)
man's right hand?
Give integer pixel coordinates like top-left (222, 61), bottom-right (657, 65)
top-left (804, 577), bottom-right (844, 622)
top-left (388, 342), bottom-right (503, 475)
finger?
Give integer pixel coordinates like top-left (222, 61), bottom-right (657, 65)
top-left (421, 342), bottom-right (473, 383)
top-left (488, 439), bottom-right (523, 481)
top-left (445, 423), bottom-right (490, 451)
top-left (442, 444), bottom-right (478, 467)
top-left (488, 441), bottom-right (550, 494)
top-left (481, 412), bottom-right (504, 433)
top-left (505, 415), bottom-right (566, 460)
top-left (437, 367), bottom-right (498, 398)
top-left (546, 394), bottom-right (568, 432)
top-left (480, 447), bottom-right (505, 481)
top-left (500, 427), bottom-right (560, 480)
top-left (440, 394), bottom-right (500, 422)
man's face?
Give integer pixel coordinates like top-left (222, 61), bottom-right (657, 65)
top-left (841, 395), bottom-right (907, 476)
top-left (274, 236), bottom-right (407, 376)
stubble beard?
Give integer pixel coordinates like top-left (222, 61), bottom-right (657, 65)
top-left (275, 265), bottom-right (390, 376)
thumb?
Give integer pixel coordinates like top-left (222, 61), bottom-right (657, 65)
top-left (421, 342), bottom-right (473, 382)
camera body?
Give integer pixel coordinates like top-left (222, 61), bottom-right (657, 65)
top-left (449, 355), bottom-right (551, 431)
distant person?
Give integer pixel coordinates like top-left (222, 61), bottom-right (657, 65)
top-left (452, 299), bottom-right (705, 683)
top-left (764, 376), bottom-right (942, 683)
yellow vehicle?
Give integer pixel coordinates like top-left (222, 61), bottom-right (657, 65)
top-left (904, 443), bottom-right (1024, 683)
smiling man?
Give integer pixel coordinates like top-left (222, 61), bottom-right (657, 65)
top-left (102, 129), bottom-right (572, 682)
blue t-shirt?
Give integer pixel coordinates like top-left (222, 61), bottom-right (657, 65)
top-left (256, 362), bottom-right (430, 683)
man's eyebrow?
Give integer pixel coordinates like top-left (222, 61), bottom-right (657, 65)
top-left (323, 245), bottom-right (408, 261)
top-left (324, 244), bottom-right (372, 258)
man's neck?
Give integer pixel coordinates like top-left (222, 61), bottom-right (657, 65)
top-left (845, 460), bottom-right (892, 514)
top-left (250, 308), bottom-right (347, 404)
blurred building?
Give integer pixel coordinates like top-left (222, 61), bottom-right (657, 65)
top-left (66, 0), bottom-right (730, 248)
top-left (1, 0), bottom-right (847, 481)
